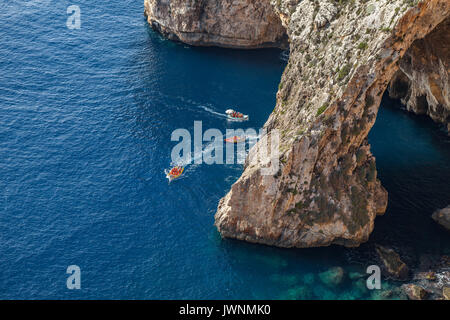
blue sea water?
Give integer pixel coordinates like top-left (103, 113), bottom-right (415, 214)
top-left (0, 1), bottom-right (449, 299)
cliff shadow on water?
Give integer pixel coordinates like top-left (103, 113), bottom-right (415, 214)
top-left (367, 93), bottom-right (450, 258)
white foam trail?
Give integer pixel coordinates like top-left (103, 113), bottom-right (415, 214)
top-left (198, 105), bottom-right (229, 119)
top-left (167, 133), bottom-right (264, 181)
top-left (174, 95), bottom-right (247, 121)
top-left (170, 139), bottom-right (217, 167)
top-left (173, 96), bottom-right (226, 118)
top-left (226, 117), bottom-right (249, 123)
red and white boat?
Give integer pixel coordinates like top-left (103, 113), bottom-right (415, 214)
top-left (225, 109), bottom-right (249, 121)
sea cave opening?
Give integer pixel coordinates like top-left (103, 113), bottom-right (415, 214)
top-left (350, 16), bottom-right (450, 269)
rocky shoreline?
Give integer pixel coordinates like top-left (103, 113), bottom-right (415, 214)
top-left (376, 246), bottom-right (450, 300)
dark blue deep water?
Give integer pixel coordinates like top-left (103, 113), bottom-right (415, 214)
top-left (0, 1), bottom-right (449, 299)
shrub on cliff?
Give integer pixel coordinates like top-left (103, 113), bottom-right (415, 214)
top-left (337, 63), bottom-right (352, 81)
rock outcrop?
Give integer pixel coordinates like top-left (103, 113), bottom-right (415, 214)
top-left (146, 0), bottom-right (450, 248)
top-left (402, 283), bottom-right (429, 300)
top-left (376, 245), bottom-right (409, 280)
top-left (144, 0), bottom-right (287, 49)
top-left (388, 17), bottom-right (450, 132)
top-left (432, 205), bottom-right (450, 231)
top-left (405, 255), bottom-right (450, 300)
top-left (318, 266), bottom-right (345, 286)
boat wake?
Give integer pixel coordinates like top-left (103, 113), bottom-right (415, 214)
top-left (198, 105), bottom-right (229, 119)
top-left (166, 133), bottom-right (261, 182)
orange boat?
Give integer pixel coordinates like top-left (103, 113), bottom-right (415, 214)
top-left (225, 136), bottom-right (245, 143)
top-left (166, 166), bottom-right (184, 182)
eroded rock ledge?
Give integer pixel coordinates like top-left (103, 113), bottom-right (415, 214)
top-left (145, 0), bottom-right (450, 248)
top-left (144, 0), bottom-right (288, 49)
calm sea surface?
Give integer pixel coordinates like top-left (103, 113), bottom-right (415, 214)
top-left (0, 0), bottom-right (448, 299)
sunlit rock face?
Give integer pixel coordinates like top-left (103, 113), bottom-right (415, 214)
top-left (389, 17), bottom-right (450, 132)
top-left (144, 0), bottom-right (287, 49)
top-left (145, 0), bottom-right (450, 248)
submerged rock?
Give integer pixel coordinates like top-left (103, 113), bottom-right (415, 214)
top-left (371, 286), bottom-right (407, 300)
top-left (348, 271), bottom-right (365, 280)
top-left (366, 280), bottom-right (406, 300)
top-left (432, 206), bottom-right (450, 231)
top-left (352, 278), bottom-right (369, 299)
top-left (270, 273), bottom-right (300, 287)
top-left (312, 284), bottom-right (337, 300)
top-left (281, 286), bottom-right (314, 300)
top-left (318, 266), bottom-right (345, 287)
top-left (371, 289), bottom-right (393, 300)
top-left (302, 273), bottom-right (315, 286)
top-left (402, 284), bottom-right (429, 300)
top-left (376, 245), bottom-right (409, 280)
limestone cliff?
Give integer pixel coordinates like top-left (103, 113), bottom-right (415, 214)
top-left (389, 17), bottom-right (450, 132)
top-left (144, 0), bottom-right (287, 49)
top-left (145, 0), bottom-right (450, 248)
top-left (214, 0), bottom-right (449, 248)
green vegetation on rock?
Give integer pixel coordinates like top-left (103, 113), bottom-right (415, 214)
top-left (317, 103), bottom-right (329, 116)
top-left (357, 41), bottom-right (368, 51)
top-left (337, 63), bottom-right (352, 81)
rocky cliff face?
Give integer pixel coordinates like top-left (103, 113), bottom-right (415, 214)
top-left (215, 0), bottom-right (449, 248)
top-left (144, 0), bottom-right (287, 49)
top-left (389, 17), bottom-right (449, 132)
top-left (145, 0), bottom-right (450, 248)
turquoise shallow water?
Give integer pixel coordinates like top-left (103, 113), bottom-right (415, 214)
top-left (0, 1), bottom-right (449, 299)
